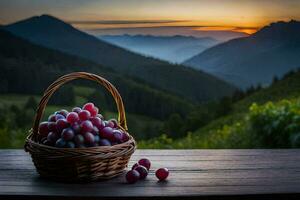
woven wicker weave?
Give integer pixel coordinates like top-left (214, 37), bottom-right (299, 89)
top-left (24, 72), bottom-right (136, 182)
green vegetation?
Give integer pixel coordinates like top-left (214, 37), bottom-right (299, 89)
top-left (139, 70), bottom-right (300, 149)
top-left (139, 99), bottom-right (300, 149)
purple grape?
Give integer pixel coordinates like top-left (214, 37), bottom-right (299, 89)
top-left (72, 107), bottom-right (82, 113)
top-left (112, 130), bottom-right (123, 143)
top-left (99, 139), bottom-right (111, 146)
top-left (39, 121), bottom-right (49, 137)
top-left (47, 132), bottom-right (59, 144)
top-left (74, 134), bottom-right (84, 146)
top-left (48, 114), bottom-right (56, 122)
top-left (66, 112), bottom-right (79, 124)
top-left (98, 121), bottom-right (106, 130)
top-left (57, 109), bottom-right (68, 117)
top-left (47, 122), bottom-right (57, 132)
top-left (92, 126), bottom-right (99, 135)
top-left (56, 119), bottom-right (70, 133)
top-left (94, 135), bottom-right (100, 143)
top-left (65, 141), bottom-right (75, 148)
top-left (121, 132), bottom-right (129, 143)
top-left (80, 120), bottom-right (93, 133)
top-left (61, 128), bottom-right (75, 141)
top-left (100, 127), bottom-right (113, 140)
top-left (55, 114), bottom-right (65, 121)
top-left (135, 165), bottom-right (148, 179)
top-left (84, 132), bottom-right (95, 144)
top-left (90, 117), bottom-right (102, 129)
top-left (71, 123), bottom-right (81, 134)
top-left (155, 168), bottom-right (169, 181)
top-left (55, 138), bottom-right (66, 148)
top-left (107, 119), bottom-right (117, 128)
top-left (79, 110), bottom-right (91, 121)
top-left (126, 170), bottom-right (140, 184)
top-left (138, 158), bottom-right (151, 170)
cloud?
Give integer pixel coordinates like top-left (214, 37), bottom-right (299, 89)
top-left (69, 19), bottom-right (189, 25)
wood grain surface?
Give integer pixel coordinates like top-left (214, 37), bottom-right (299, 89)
top-left (0, 149), bottom-right (299, 200)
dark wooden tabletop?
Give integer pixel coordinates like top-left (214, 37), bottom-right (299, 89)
top-left (0, 149), bottom-right (299, 200)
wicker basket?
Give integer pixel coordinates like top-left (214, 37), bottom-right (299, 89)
top-left (24, 72), bottom-right (136, 182)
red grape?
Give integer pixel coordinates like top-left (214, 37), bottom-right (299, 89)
top-left (100, 127), bottom-right (113, 140)
top-left (126, 170), bottom-right (140, 184)
top-left (66, 112), bottom-right (79, 124)
top-left (56, 119), bottom-right (70, 133)
top-left (84, 132), bottom-right (95, 144)
top-left (90, 106), bottom-right (98, 117)
top-left (83, 102), bottom-right (94, 112)
top-left (132, 163), bottom-right (139, 170)
top-left (80, 120), bottom-right (93, 133)
top-left (39, 122), bottom-right (49, 137)
top-left (155, 168), bottom-right (169, 181)
top-left (99, 139), bottom-right (111, 146)
top-left (61, 128), bottom-right (75, 141)
top-left (138, 158), bottom-right (151, 170)
top-left (72, 107), bottom-right (82, 113)
top-left (79, 110), bottom-right (91, 121)
top-left (135, 165), bottom-right (148, 179)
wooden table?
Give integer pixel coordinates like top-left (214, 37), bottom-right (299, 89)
top-left (0, 149), bottom-right (299, 200)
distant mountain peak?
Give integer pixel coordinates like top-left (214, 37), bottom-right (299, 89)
top-left (7, 14), bottom-right (73, 30)
top-left (254, 19), bottom-right (300, 39)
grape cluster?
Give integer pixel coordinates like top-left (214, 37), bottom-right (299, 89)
top-left (126, 158), bottom-right (169, 183)
top-left (38, 102), bottom-right (129, 148)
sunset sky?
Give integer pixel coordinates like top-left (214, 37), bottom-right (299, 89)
top-left (1, 0), bottom-right (300, 40)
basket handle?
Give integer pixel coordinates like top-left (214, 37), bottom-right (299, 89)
top-left (31, 72), bottom-right (127, 141)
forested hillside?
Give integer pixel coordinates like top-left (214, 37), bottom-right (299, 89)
top-left (140, 69), bottom-right (300, 148)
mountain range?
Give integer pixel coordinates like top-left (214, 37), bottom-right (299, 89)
top-left (183, 20), bottom-right (300, 89)
top-left (0, 28), bottom-right (196, 120)
top-left (3, 14), bottom-right (236, 102)
top-left (99, 34), bottom-right (219, 63)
